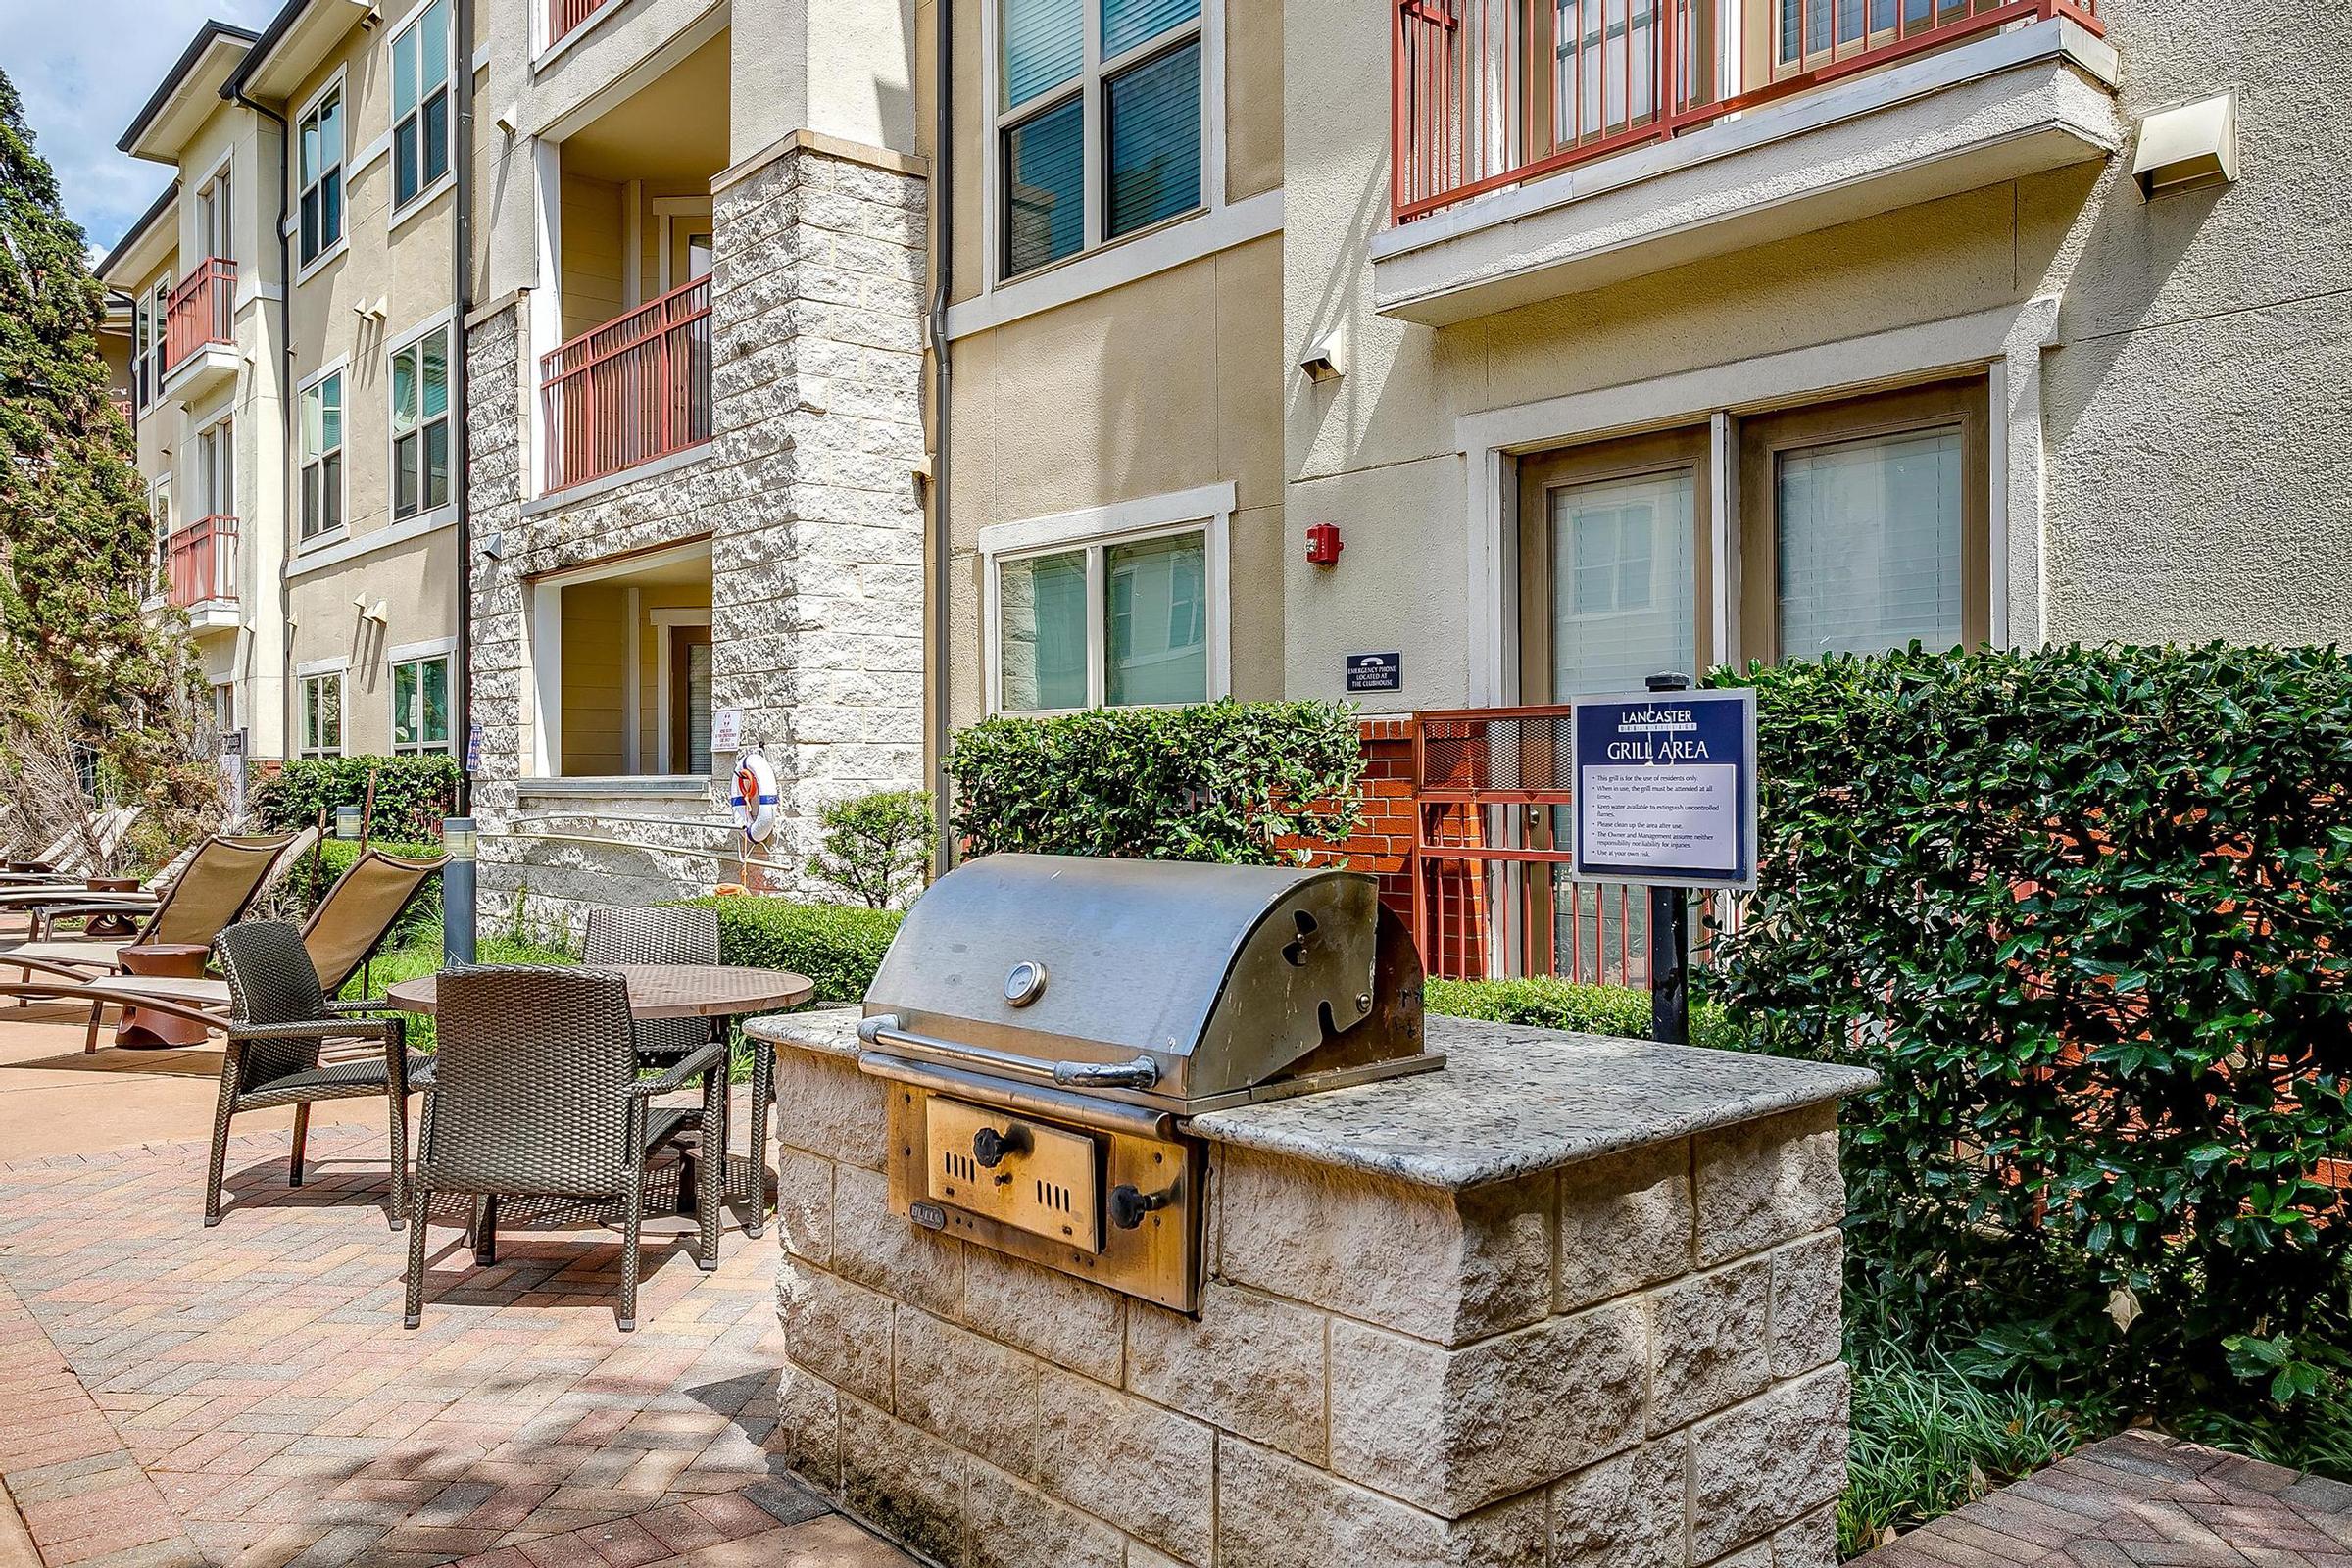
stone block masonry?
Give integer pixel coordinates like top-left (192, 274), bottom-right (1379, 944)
top-left (465, 142), bottom-right (928, 929)
top-left (755, 1010), bottom-right (1875, 1568)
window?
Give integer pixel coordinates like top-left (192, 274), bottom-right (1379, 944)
top-left (390, 323), bottom-right (451, 519)
top-left (998, 0), bottom-right (1204, 278)
top-left (298, 84), bottom-right (344, 268)
top-left (132, 296), bottom-right (150, 409)
top-left (149, 482), bottom-right (172, 598)
top-left (299, 672), bottom-right (345, 759)
top-left (147, 274), bottom-right (170, 389)
top-left (299, 371), bottom-right (343, 539)
top-left (391, 0), bottom-right (452, 212)
top-left (196, 166), bottom-right (232, 263)
top-left (390, 656), bottom-right (452, 755)
top-left (195, 416), bottom-right (234, 521)
top-left (1739, 379), bottom-right (1990, 664)
top-left (987, 488), bottom-right (1229, 713)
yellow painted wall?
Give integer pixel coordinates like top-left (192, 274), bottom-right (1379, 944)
top-left (560, 582), bottom-right (629, 774)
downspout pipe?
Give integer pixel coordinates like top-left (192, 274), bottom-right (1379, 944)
top-left (226, 79), bottom-right (291, 780)
top-left (452, 0), bottom-right (475, 815)
top-left (927, 0), bottom-right (956, 876)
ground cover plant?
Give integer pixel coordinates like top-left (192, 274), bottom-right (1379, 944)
top-left (1707, 642), bottom-right (2352, 1482)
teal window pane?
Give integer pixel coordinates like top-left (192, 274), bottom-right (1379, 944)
top-left (1004, 98), bottom-right (1084, 275)
top-left (1102, 0), bottom-right (1197, 58)
top-left (1105, 532), bottom-right (1206, 707)
top-left (1002, 0), bottom-right (1082, 109)
top-left (419, 0), bottom-right (449, 89)
top-left (392, 346), bottom-right (418, 427)
top-left (421, 328), bottom-right (449, 418)
top-left (1106, 40), bottom-right (1200, 239)
top-left (1000, 551), bottom-right (1089, 710)
top-left (393, 26), bottom-right (417, 115)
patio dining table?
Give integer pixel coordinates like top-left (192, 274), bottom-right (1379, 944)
top-left (383, 962), bottom-right (814, 1227)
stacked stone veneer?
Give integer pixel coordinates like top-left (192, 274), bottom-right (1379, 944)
top-left (767, 1037), bottom-right (1851, 1568)
top-left (465, 142), bottom-right (928, 931)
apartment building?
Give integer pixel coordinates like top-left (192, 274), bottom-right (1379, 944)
top-left (99, 1), bottom-right (468, 781)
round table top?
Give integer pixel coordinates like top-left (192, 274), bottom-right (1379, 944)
top-left (383, 963), bottom-right (814, 1020)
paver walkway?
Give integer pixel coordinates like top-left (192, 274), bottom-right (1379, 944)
top-left (0, 1014), bottom-right (918, 1568)
top-left (1859, 1431), bottom-right (2352, 1568)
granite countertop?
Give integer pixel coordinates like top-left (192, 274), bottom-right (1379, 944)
top-left (744, 1008), bottom-right (1877, 1192)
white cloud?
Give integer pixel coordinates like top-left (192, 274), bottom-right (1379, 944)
top-left (3, 0), bottom-right (274, 257)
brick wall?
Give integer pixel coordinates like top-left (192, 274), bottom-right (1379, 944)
top-left (1303, 718), bottom-right (1494, 981)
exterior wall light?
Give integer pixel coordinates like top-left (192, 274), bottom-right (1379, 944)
top-left (2133, 91), bottom-right (2238, 199)
top-left (1299, 338), bottom-right (1342, 383)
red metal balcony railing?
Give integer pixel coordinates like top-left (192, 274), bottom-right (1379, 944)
top-left (548, 0), bottom-right (616, 45)
top-left (164, 515), bottom-right (237, 609)
top-left (164, 258), bottom-right (236, 373)
top-left (1392, 0), bottom-right (2102, 222)
top-left (540, 276), bottom-right (713, 493)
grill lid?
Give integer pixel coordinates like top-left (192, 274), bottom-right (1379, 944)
top-left (862, 855), bottom-right (1415, 1105)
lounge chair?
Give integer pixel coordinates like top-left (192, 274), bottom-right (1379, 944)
top-left (203, 921), bottom-right (425, 1229)
top-left (2, 841), bottom-right (425, 1052)
top-left (0, 808), bottom-right (142, 888)
top-left (403, 965), bottom-right (725, 1332)
top-left (0, 831), bottom-right (311, 1000)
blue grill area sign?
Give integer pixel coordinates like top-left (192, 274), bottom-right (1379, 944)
top-left (1570, 688), bottom-right (1758, 890)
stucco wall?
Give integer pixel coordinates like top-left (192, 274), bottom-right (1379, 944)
top-left (1279, 0), bottom-right (2352, 712)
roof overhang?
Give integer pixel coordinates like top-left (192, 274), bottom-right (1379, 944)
top-left (226, 0), bottom-right (368, 107)
top-left (96, 183), bottom-right (180, 287)
top-left (119, 23), bottom-right (257, 162)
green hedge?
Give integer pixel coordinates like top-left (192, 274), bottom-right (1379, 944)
top-left (1424, 975), bottom-right (1742, 1052)
top-left (249, 756), bottom-right (460, 843)
top-left (1707, 643), bottom-right (2352, 1455)
top-left (684, 896), bottom-right (903, 1004)
top-left (947, 700), bottom-right (1363, 864)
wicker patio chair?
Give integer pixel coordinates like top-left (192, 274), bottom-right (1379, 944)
top-left (403, 964), bottom-right (724, 1332)
top-left (205, 921), bottom-right (426, 1229)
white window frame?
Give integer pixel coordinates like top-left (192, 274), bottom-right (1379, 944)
top-left (387, 640), bottom-right (458, 756)
top-left (295, 72), bottom-right (348, 279)
top-left (388, 0), bottom-right (456, 220)
top-left (386, 311), bottom-right (456, 524)
top-left (193, 410), bottom-right (235, 525)
top-left (194, 153), bottom-right (234, 265)
top-left (984, 0), bottom-right (1226, 287)
top-left (980, 480), bottom-right (1233, 716)
top-left (297, 666), bottom-right (348, 760)
top-left (147, 272), bottom-right (172, 394)
top-left (147, 473), bottom-right (173, 601)
top-left (296, 358), bottom-right (348, 547)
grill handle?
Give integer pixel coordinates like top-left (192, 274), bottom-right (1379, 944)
top-left (857, 1012), bottom-right (1163, 1092)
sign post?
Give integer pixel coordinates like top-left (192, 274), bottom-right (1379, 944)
top-left (1570, 674), bottom-right (1758, 1046)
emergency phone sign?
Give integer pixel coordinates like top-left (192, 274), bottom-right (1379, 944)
top-left (1569, 688), bottom-right (1757, 890)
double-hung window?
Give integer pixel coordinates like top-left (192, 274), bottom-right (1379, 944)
top-left (147, 275), bottom-right (170, 389)
top-left (987, 486), bottom-right (1230, 713)
top-left (299, 370), bottom-right (343, 540)
top-left (389, 323), bottom-right (451, 519)
top-left (998, 0), bottom-right (1205, 279)
top-left (299, 672), bottom-right (345, 759)
top-left (132, 296), bottom-right (150, 409)
top-left (390, 655), bottom-right (452, 755)
top-left (298, 85), bottom-right (343, 268)
top-left (391, 0), bottom-right (452, 212)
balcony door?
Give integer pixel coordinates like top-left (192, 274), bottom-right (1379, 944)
top-left (196, 168), bottom-right (232, 263)
top-left (1515, 426), bottom-right (1711, 983)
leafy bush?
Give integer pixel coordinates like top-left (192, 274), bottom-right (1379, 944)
top-left (249, 756), bottom-right (460, 843)
top-left (1707, 643), bottom-right (2352, 1453)
top-left (948, 700), bottom-right (1364, 864)
top-left (682, 896), bottom-right (903, 1004)
top-left (1424, 975), bottom-right (1744, 1052)
top-left (808, 788), bottom-right (934, 908)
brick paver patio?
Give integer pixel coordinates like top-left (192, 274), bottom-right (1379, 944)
top-left (0, 1078), bottom-right (916, 1568)
top-left (1858, 1431), bottom-right (2352, 1568)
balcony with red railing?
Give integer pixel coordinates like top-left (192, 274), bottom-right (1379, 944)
top-left (163, 514), bottom-right (237, 614)
top-left (546, 0), bottom-right (615, 47)
top-left (164, 258), bottom-right (236, 372)
top-left (540, 276), bottom-right (714, 494)
top-left (1377, 0), bottom-right (2121, 321)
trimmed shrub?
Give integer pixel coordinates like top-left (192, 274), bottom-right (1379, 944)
top-left (808, 788), bottom-right (934, 908)
top-left (248, 756), bottom-right (460, 843)
top-left (1707, 643), bottom-right (2352, 1452)
top-left (683, 896), bottom-right (903, 1004)
top-left (1424, 975), bottom-right (1743, 1052)
top-left (947, 700), bottom-right (1363, 864)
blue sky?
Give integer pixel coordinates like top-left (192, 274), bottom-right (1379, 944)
top-left (4, 0), bottom-right (271, 259)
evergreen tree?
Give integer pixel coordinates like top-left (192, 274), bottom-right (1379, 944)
top-left (0, 68), bottom-right (220, 854)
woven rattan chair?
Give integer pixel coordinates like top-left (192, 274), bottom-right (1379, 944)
top-left (403, 964), bottom-right (724, 1332)
top-left (205, 921), bottom-right (425, 1229)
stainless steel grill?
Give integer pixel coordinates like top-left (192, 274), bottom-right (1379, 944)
top-left (854, 854), bottom-right (1440, 1310)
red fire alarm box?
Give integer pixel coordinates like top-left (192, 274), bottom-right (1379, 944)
top-left (1305, 522), bottom-right (1344, 567)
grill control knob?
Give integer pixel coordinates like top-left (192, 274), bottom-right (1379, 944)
top-left (971, 1125), bottom-right (1029, 1168)
top-left (1109, 1183), bottom-right (1172, 1230)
